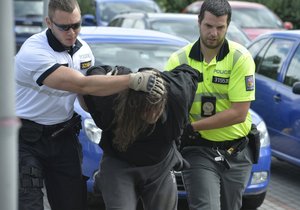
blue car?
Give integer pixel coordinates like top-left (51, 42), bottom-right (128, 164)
top-left (248, 30), bottom-right (300, 167)
top-left (81, 0), bottom-right (161, 26)
top-left (74, 27), bottom-right (271, 209)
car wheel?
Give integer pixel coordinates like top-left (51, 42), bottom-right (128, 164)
top-left (241, 192), bottom-right (266, 210)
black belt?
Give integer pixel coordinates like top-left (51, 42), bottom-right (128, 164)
top-left (188, 135), bottom-right (248, 150)
top-left (20, 113), bottom-right (81, 137)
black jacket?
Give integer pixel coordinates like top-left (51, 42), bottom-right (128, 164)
top-left (84, 64), bottom-right (200, 166)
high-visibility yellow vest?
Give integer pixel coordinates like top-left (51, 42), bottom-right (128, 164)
top-left (165, 39), bottom-right (255, 141)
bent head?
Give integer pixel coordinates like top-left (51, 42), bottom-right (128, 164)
top-left (113, 68), bottom-right (168, 151)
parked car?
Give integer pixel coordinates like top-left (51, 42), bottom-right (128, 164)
top-left (14, 0), bottom-right (44, 52)
top-left (108, 12), bottom-right (250, 46)
top-left (248, 30), bottom-right (300, 167)
top-left (74, 27), bottom-right (271, 210)
top-left (81, 0), bottom-right (161, 26)
top-left (182, 1), bottom-right (293, 40)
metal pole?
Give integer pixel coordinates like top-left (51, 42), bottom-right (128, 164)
top-left (43, 0), bottom-right (49, 28)
top-left (0, 0), bottom-right (20, 209)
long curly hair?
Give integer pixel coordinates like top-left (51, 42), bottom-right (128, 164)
top-left (112, 69), bottom-right (167, 152)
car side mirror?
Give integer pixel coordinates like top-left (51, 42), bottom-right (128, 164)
top-left (292, 82), bottom-right (300, 94)
top-left (82, 14), bottom-right (97, 26)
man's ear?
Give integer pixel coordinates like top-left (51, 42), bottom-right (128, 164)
top-left (45, 17), bottom-right (51, 29)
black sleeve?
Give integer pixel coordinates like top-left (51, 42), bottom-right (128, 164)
top-left (83, 65), bottom-right (132, 129)
top-left (86, 65), bottom-right (113, 76)
top-left (161, 64), bottom-right (200, 140)
top-left (162, 64), bottom-right (200, 114)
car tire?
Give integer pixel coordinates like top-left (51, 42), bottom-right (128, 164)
top-left (241, 192), bottom-right (267, 210)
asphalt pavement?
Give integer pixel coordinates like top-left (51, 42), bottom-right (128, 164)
top-left (257, 157), bottom-right (300, 210)
top-left (87, 157), bottom-right (300, 210)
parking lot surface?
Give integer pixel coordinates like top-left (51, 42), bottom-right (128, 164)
top-left (258, 157), bottom-right (300, 210)
top-left (88, 157), bottom-right (300, 210)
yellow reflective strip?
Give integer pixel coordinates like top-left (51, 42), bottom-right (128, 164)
top-left (233, 47), bottom-right (243, 67)
top-left (193, 92), bottom-right (228, 101)
top-left (190, 113), bottom-right (201, 121)
top-left (178, 50), bottom-right (188, 65)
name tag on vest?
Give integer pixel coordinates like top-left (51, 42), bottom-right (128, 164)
top-left (212, 76), bottom-right (229, 84)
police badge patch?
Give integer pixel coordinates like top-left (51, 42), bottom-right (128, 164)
top-left (81, 60), bottom-right (92, 70)
top-left (201, 96), bottom-right (216, 117)
top-left (245, 75), bottom-right (254, 91)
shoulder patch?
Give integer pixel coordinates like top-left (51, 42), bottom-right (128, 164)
top-left (81, 61), bottom-right (92, 70)
top-left (245, 75), bottom-right (254, 91)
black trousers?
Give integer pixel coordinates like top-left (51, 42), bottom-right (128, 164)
top-left (18, 120), bottom-right (87, 210)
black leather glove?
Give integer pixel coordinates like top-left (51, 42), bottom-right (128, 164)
top-left (178, 123), bottom-right (201, 151)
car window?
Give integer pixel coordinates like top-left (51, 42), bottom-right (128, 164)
top-left (232, 7), bottom-right (283, 29)
top-left (108, 18), bottom-right (123, 27)
top-left (134, 19), bottom-right (146, 29)
top-left (151, 20), bottom-right (199, 42)
top-left (88, 43), bottom-right (182, 71)
top-left (99, 1), bottom-right (160, 22)
top-left (284, 45), bottom-right (300, 87)
top-left (248, 38), bottom-right (271, 74)
top-left (227, 23), bottom-right (250, 47)
top-left (248, 38), bottom-right (270, 58)
top-left (255, 38), bottom-right (294, 80)
top-left (14, 0), bottom-right (43, 17)
top-left (120, 18), bottom-right (136, 28)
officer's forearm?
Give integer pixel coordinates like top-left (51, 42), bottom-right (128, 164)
top-left (192, 109), bottom-right (246, 131)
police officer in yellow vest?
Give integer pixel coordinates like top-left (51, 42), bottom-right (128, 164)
top-left (165, 0), bottom-right (255, 210)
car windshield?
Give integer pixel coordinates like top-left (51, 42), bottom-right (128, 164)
top-left (150, 19), bottom-right (249, 46)
top-left (151, 20), bottom-right (198, 43)
top-left (99, 2), bottom-right (159, 22)
top-left (88, 43), bottom-right (181, 71)
top-left (232, 8), bottom-right (283, 29)
top-left (14, 0), bottom-right (43, 17)
top-left (227, 23), bottom-right (250, 46)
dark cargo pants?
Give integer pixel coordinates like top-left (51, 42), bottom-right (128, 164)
top-left (181, 145), bottom-right (253, 210)
top-left (18, 119), bottom-right (87, 210)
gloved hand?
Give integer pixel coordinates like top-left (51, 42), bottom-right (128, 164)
top-left (129, 71), bottom-right (165, 97)
top-left (178, 123), bottom-right (201, 150)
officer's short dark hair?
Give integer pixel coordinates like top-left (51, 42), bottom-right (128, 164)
top-left (198, 0), bottom-right (232, 26)
top-left (48, 0), bottom-right (80, 20)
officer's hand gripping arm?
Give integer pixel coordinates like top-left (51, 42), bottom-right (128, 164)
top-left (129, 71), bottom-right (165, 97)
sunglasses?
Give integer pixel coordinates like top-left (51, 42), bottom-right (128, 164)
top-left (52, 20), bottom-right (81, 31)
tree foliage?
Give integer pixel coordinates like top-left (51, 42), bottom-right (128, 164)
top-left (78, 0), bottom-right (94, 15)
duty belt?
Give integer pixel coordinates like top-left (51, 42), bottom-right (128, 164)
top-left (20, 113), bottom-right (81, 138)
top-left (188, 135), bottom-right (249, 152)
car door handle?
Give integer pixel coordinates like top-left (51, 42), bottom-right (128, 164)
top-left (273, 94), bottom-right (281, 102)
